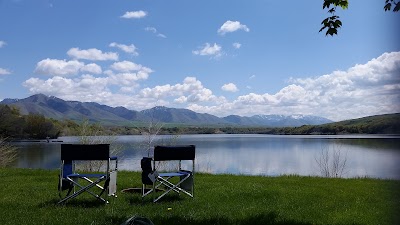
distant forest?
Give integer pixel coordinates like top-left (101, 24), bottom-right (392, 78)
top-left (1, 105), bottom-right (399, 140)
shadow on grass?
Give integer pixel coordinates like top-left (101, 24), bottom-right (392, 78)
top-left (151, 212), bottom-right (314, 225)
top-left (126, 191), bottom-right (189, 205)
top-left (39, 198), bottom-right (108, 208)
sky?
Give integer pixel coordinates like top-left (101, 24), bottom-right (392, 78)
top-left (0, 0), bottom-right (399, 121)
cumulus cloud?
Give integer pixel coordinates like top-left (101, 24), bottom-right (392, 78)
top-left (34, 59), bottom-right (103, 76)
top-left (0, 68), bottom-right (11, 75)
top-left (192, 43), bottom-right (222, 58)
top-left (121, 10), bottom-right (147, 19)
top-left (23, 75), bottom-right (111, 102)
top-left (190, 51), bottom-right (400, 121)
top-left (221, 83), bottom-right (239, 92)
top-left (34, 59), bottom-right (84, 76)
top-left (67, 48), bottom-right (118, 61)
top-left (81, 63), bottom-right (102, 74)
top-left (23, 51), bottom-right (400, 121)
top-left (218, 20), bottom-right (250, 35)
top-left (0, 41), bottom-right (6, 48)
top-left (233, 42), bottom-right (241, 49)
top-left (140, 77), bottom-right (225, 104)
top-left (110, 60), bottom-right (152, 73)
top-left (144, 27), bottom-right (167, 38)
top-left (109, 42), bottom-right (139, 56)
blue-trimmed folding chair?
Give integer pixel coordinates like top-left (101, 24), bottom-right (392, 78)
top-left (141, 145), bottom-right (195, 202)
top-left (58, 144), bottom-right (118, 204)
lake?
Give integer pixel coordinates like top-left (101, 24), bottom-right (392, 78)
top-left (10, 134), bottom-right (400, 180)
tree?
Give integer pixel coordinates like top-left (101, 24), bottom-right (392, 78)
top-left (320, 0), bottom-right (399, 36)
top-left (24, 114), bottom-right (58, 139)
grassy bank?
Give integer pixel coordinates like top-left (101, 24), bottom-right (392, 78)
top-left (0, 168), bottom-right (399, 225)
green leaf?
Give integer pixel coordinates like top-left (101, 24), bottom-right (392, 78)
top-left (338, 0), bottom-right (349, 9)
top-left (384, 3), bottom-right (392, 11)
top-left (328, 8), bottom-right (336, 14)
top-left (394, 2), bottom-right (400, 12)
top-left (323, 0), bottom-right (333, 9)
top-left (334, 20), bottom-right (342, 27)
top-left (326, 27), bottom-right (338, 36)
top-left (321, 18), bottom-right (329, 25)
top-left (330, 15), bottom-right (339, 20)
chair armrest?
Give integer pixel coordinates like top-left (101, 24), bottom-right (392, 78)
top-left (110, 156), bottom-right (118, 161)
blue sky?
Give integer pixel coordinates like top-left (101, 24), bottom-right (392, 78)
top-left (0, 0), bottom-right (399, 121)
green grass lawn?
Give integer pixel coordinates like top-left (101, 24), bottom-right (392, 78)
top-left (0, 168), bottom-right (399, 225)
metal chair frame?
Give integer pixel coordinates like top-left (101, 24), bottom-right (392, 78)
top-left (142, 145), bottom-right (195, 202)
top-left (58, 144), bottom-right (118, 204)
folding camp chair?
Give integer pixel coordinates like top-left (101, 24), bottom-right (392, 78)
top-left (58, 144), bottom-right (118, 204)
top-left (141, 145), bottom-right (195, 203)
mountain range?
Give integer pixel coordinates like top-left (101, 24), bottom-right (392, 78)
top-left (0, 94), bottom-right (333, 127)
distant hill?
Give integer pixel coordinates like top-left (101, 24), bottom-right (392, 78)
top-left (320, 113), bottom-right (400, 134)
top-left (0, 93), bottom-right (333, 127)
top-left (266, 113), bottom-right (400, 135)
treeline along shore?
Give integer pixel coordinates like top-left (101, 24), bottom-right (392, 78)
top-left (1, 104), bottom-right (399, 140)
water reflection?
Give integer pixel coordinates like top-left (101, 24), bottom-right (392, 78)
top-left (11, 134), bottom-right (400, 180)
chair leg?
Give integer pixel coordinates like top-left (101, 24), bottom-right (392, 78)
top-left (58, 177), bottom-right (108, 204)
top-left (153, 175), bottom-right (193, 202)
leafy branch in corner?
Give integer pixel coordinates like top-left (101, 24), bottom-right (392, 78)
top-left (384, 0), bottom-right (400, 12)
top-left (319, 0), bottom-right (348, 36)
top-left (320, 0), bottom-right (399, 36)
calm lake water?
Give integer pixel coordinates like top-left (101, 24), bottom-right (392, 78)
top-left (11, 134), bottom-right (400, 180)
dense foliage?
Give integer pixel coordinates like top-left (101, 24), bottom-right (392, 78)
top-left (0, 105), bottom-right (60, 139)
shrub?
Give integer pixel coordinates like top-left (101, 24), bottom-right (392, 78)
top-left (0, 137), bottom-right (17, 167)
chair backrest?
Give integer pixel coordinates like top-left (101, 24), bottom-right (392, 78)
top-left (141, 157), bottom-right (153, 185)
top-left (61, 144), bottom-right (110, 161)
top-left (153, 145), bottom-right (195, 161)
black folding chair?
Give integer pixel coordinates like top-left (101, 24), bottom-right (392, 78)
top-left (58, 144), bottom-right (118, 204)
top-left (141, 145), bottom-right (195, 203)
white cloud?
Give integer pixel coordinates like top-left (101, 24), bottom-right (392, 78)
top-left (81, 63), bottom-right (102, 74)
top-left (121, 10), bottom-right (147, 19)
top-left (34, 59), bottom-right (103, 76)
top-left (218, 20), bottom-right (250, 35)
top-left (249, 75), bottom-right (256, 79)
top-left (157, 33), bottom-right (167, 38)
top-left (23, 75), bottom-right (111, 102)
top-left (233, 42), bottom-right (241, 49)
top-left (0, 41), bottom-right (6, 48)
top-left (144, 27), bottom-right (167, 38)
top-left (110, 60), bottom-right (147, 72)
top-left (221, 83), bottom-right (239, 92)
top-left (144, 27), bottom-right (157, 33)
top-left (67, 47), bottom-right (118, 61)
top-left (140, 77), bottom-right (225, 104)
top-left (0, 68), bottom-right (11, 75)
top-left (23, 51), bottom-right (400, 122)
top-left (109, 42), bottom-right (139, 56)
top-left (192, 51), bottom-right (400, 121)
top-left (192, 43), bottom-right (222, 58)
top-left (34, 59), bottom-right (84, 76)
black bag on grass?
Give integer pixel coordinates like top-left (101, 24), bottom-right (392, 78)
top-left (121, 216), bottom-right (154, 225)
